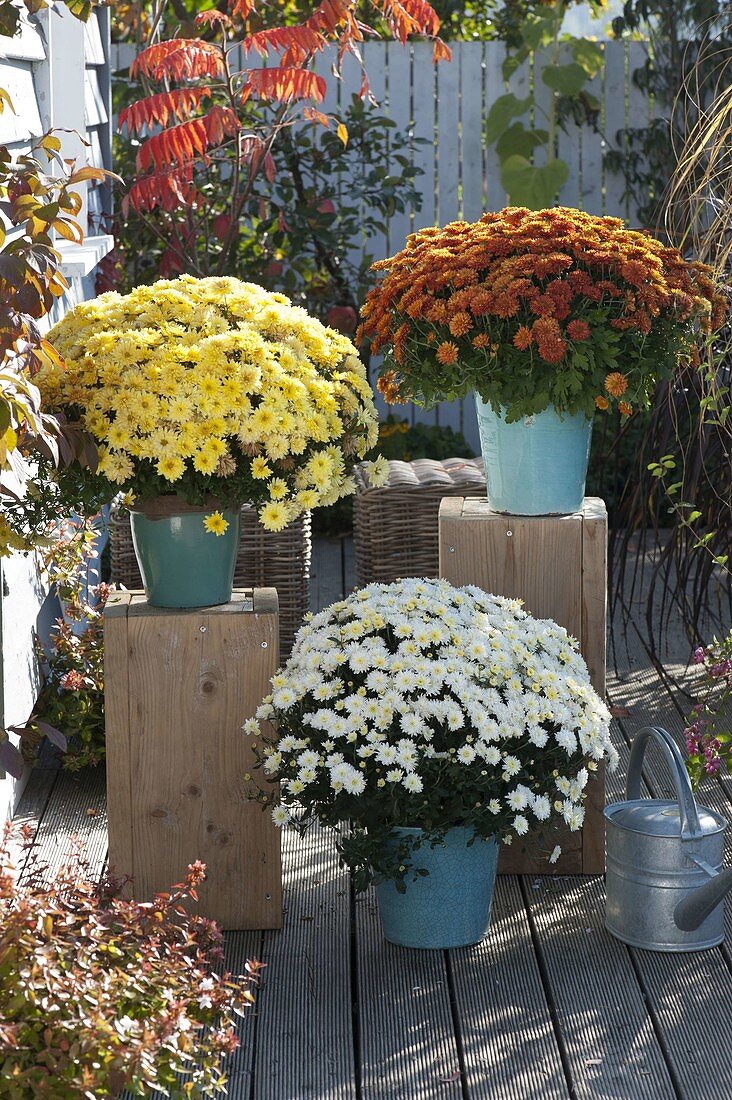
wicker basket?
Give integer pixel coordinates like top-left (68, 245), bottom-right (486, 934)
top-left (353, 457), bottom-right (486, 587)
top-left (109, 505), bottom-right (311, 659)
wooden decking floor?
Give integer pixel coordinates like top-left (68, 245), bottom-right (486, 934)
top-left (11, 540), bottom-right (732, 1100)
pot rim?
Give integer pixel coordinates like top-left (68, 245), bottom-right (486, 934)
top-left (129, 494), bottom-right (241, 519)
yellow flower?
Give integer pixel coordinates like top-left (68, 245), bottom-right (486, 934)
top-left (259, 501), bottom-right (290, 531)
top-left (193, 450), bottom-right (219, 475)
top-left (251, 457), bottom-right (272, 479)
top-left (203, 511), bottom-right (230, 536)
top-left (43, 275), bottom-right (381, 530)
top-left (268, 478), bottom-right (288, 501)
top-left (156, 455), bottom-right (185, 481)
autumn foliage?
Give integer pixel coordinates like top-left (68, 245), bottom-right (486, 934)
top-left (359, 206), bottom-right (728, 420)
top-left (121, 0), bottom-right (448, 222)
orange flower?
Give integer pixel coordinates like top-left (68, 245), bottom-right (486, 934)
top-left (618, 401), bottom-right (633, 416)
top-left (472, 333), bottom-right (490, 349)
top-left (567, 319), bottom-right (591, 341)
top-left (449, 311), bottom-right (472, 337)
top-left (604, 371), bottom-right (628, 397)
top-left (595, 395), bottom-right (609, 410)
top-left (513, 326), bottom-right (533, 350)
top-left (436, 341), bottom-right (459, 365)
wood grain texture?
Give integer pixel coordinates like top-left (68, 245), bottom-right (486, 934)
top-left (104, 590), bottom-right (282, 929)
top-left (450, 877), bottom-right (569, 1099)
top-left (355, 889), bottom-right (462, 1099)
top-left (525, 876), bottom-right (677, 1100)
top-left (252, 823), bottom-right (357, 1100)
top-left (104, 591), bottom-right (134, 886)
top-left (439, 498), bottom-right (607, 874)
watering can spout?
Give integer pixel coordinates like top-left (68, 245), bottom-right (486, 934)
top-left (674, 866), bottom-right (732, 933)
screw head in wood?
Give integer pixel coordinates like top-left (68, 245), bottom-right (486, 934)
top-left (506, 530), bottom-right (513, 537)
top-left (265, 893), bottom-right (272, 900)
top-left (448, 546), bottom-right (455, 553)
top-left (199, 625), bottom-right (207, 633)
top-left (261, 641), bottom-right (268, 648)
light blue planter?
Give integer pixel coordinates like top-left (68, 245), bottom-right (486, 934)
top-left (375, 827), bottom-right (499, 949)
top-left (475, 397), bottom-right (593, 515)
top-left (130, 505), bottom-right (241, 609)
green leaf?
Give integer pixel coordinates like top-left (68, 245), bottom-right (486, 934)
top-left (571, 39), bottom-right (605, 78)
top-left (496, 124), bottom-right (548, 161)
top-left (500, 155), bottom-right (569, 209)
top-left (542, 62), bottom-right (589, 97)
top-left (486, 93), bottom-right (533, 143)
top-left (522, 12), bottom-right (557, 50)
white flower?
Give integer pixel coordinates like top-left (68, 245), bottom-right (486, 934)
top-left (487, 799), bottom-right (501, 814)
top-left (344, 771), bottom-right (367, 794)
top-left (502, 755), bottom-right (521, 779)
top-left (507, 787), bottom-right (529, 810)
top-left (457, 745), bottom-right (477, 764)
top-left (532, 795), bottom-right (551, 821)
top-left (513, 815), bottom-right (529, 836)
top-left (386, 768), bottom-right (404, 783)
top-left (549, 845), bottom-right (562, 864)
top-left (242, 718), bottom-right (260, 735)
top-left (403, 773), bottom-right (424, 793)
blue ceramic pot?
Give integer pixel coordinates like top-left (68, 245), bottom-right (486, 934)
top-left (130, 498), bottom-right (241, 609)
top-left (475, 397), bottom-right (593, 515)
top-left (375, 827), bottom-right (499, 949)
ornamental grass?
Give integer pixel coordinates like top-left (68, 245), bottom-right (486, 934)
top-left (245, 578), bottom-right (616, 890)
top-left (39, 276), bottom-right (384, 533)
top-left (358, 206), bottom-right (728, 421)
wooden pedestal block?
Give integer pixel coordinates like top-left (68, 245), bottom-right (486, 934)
top-left (104, 589), bottom-right (282, 929)
top-left (439, 497), bottom-right (607, 875)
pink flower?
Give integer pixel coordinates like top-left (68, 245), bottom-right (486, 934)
top-left (60, 670), bottom-right (84, 691)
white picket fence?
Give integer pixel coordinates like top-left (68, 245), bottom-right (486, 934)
top-left (112, 39), bottom-right (653, 450)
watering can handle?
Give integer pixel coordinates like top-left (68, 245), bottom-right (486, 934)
top-left (626, 726), bottom-right (702, 840)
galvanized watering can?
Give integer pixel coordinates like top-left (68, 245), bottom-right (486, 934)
top-left (605, 725), bottom-right (732, 952)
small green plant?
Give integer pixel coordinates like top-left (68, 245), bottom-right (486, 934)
top-left (0, 824), bottom-right (259, 1099)
top-left (486, 0), bottom-right (606, 208)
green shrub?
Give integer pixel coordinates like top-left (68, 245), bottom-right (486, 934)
top-left (0, 826), bottom-right (258, 1099)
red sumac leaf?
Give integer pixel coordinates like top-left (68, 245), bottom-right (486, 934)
top-left (119, 89), bottom-right (210, 136)
top-left (244, 67), bottom-right (326, 103)
top-left (242, 24), bottom-right (325, 66)
top-left (131, 39), bottom-right (224, 82)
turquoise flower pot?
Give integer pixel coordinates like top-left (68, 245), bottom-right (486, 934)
top-left (475, 397), bottom-right (593, 515)
top-left (129, 499), bottom-right (241, 609)
top-left (375, 827), bottom-right (499, 949)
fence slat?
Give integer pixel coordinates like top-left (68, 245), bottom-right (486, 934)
top-left (603, 40), bottom-right (628, 220)
top-left (554, 46), bottom-right (582, 207)
top-left (386, 40), bottom-right (412, 256)
top-left (363, 41), bottom-right (388, 264)
top-left (626, 39), bottom-right (650, 227)
top-left (460, 45), bottom-right (484, 222)
top-left (411, 40), bottom-right (436, 231)
top-left (484, 41), bottom-right (506, 212)
top-left (579, 52), bottom-right (604, 215)
top-left (436, 50), bottom-right (459, 227)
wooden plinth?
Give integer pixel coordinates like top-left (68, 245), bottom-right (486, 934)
top-left (439, 497), bottom-right (607, 875)
top-left (104, 588), bottom-right (282, 929)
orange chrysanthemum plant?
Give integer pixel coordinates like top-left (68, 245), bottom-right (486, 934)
top-left (359, 206), bottom-right (727, 422)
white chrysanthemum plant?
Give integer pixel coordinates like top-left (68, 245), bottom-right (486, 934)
top-left (244, 578), bottom-right (617, 891)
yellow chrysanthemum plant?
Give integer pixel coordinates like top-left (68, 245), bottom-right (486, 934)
top-left (39, 276), bottom-right (383, 536)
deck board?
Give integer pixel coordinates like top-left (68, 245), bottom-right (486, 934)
top-left (450, 877), bottom-right (569, 1100)
top-left (355, 888), bottom-right (462, 1099)
top-left (252, 823), bottom-right (357, 1100)
top-left (525, 875), bottom-right (677, 1099)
